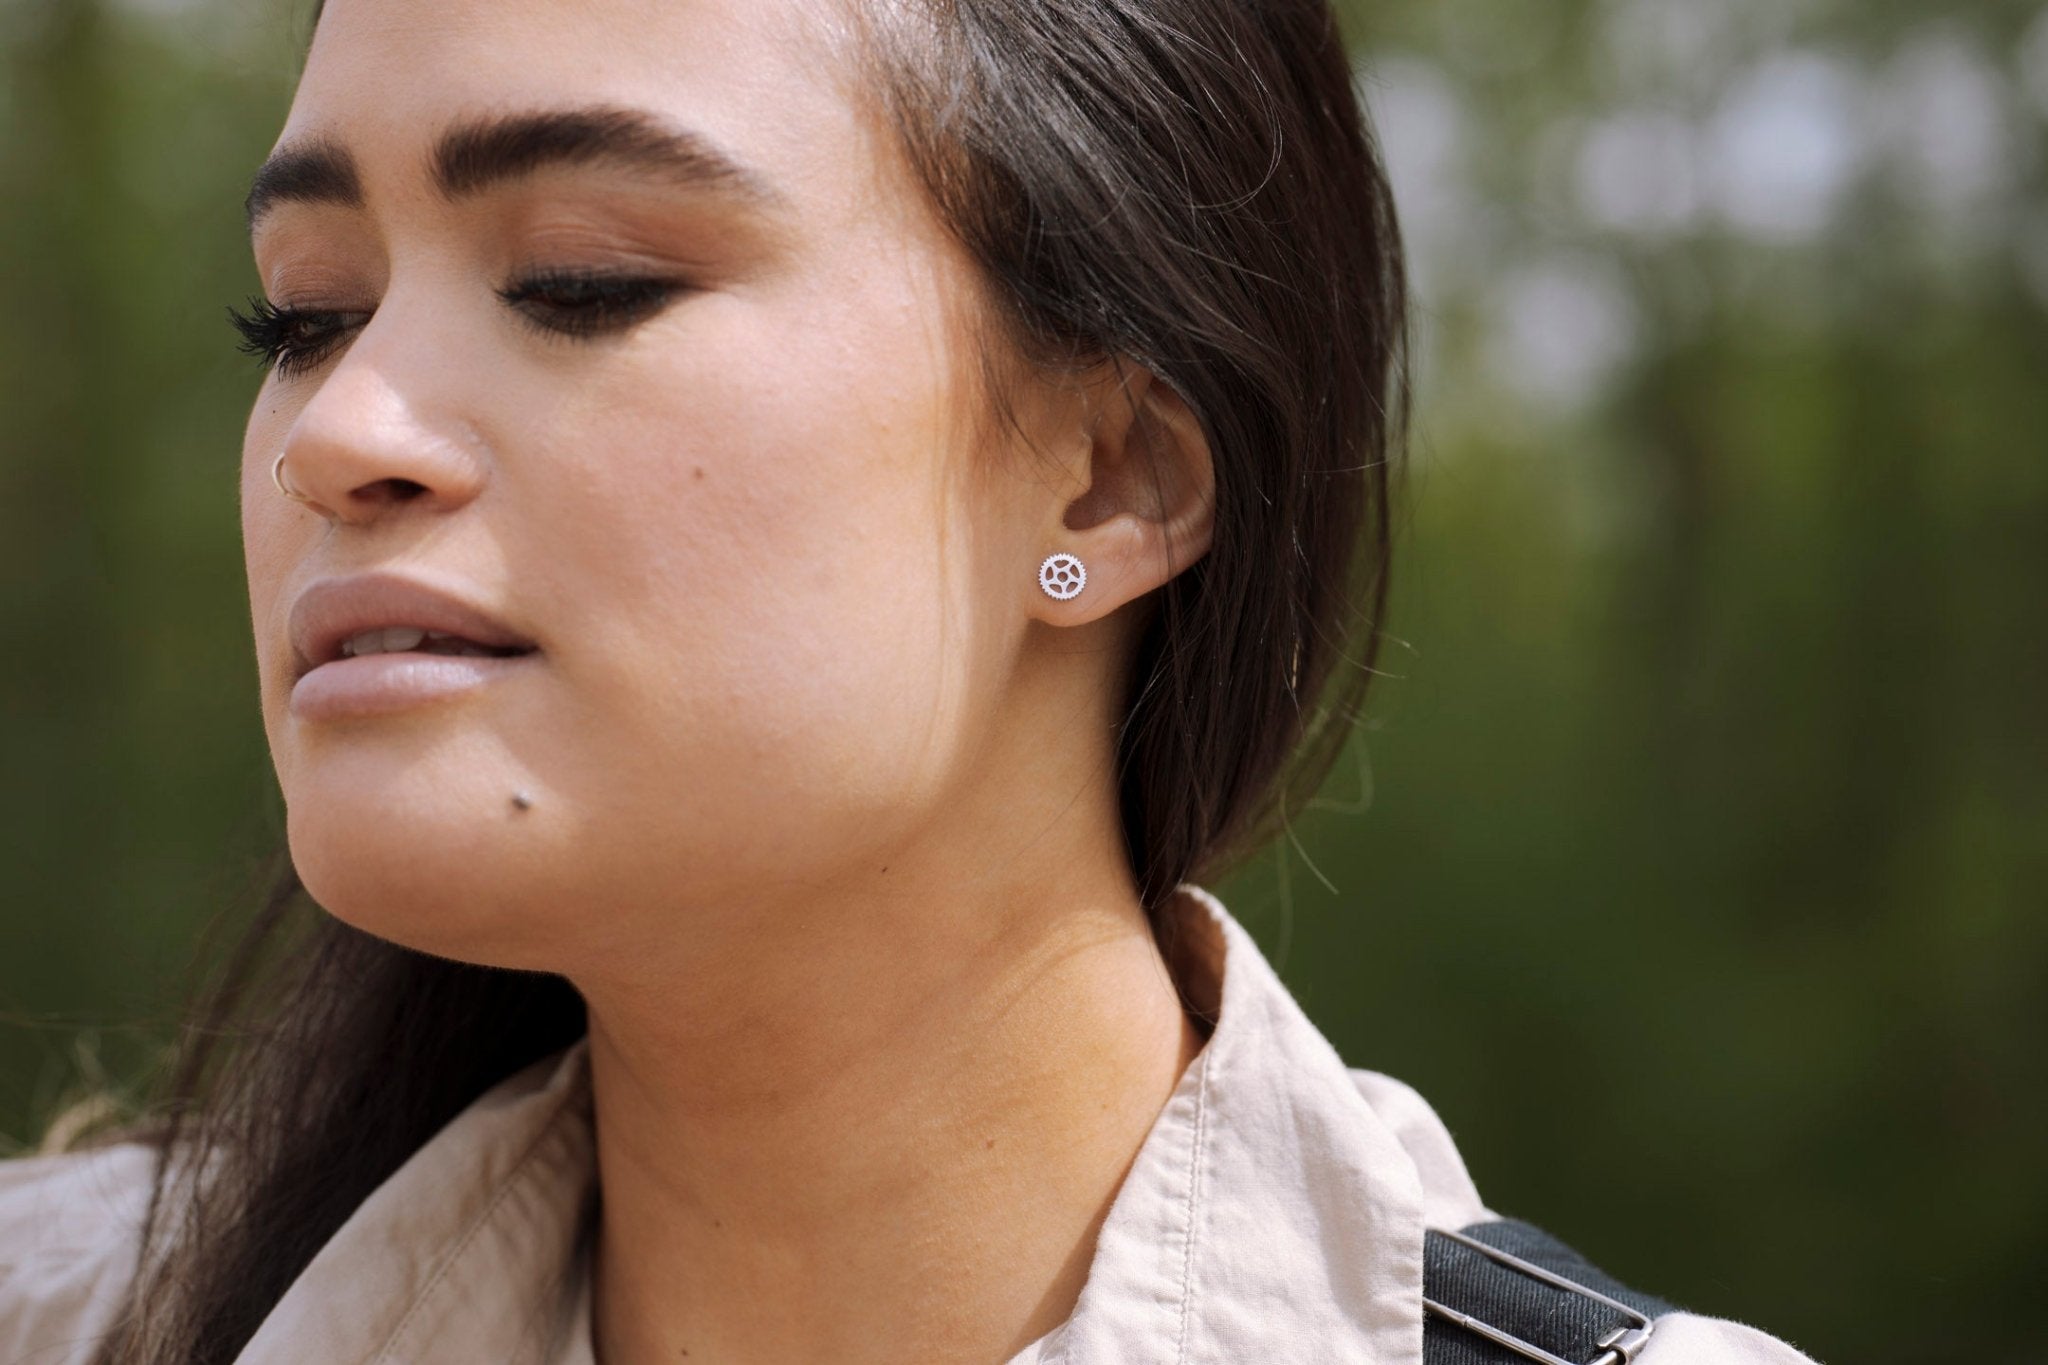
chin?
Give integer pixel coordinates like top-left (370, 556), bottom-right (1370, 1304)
top-left (285, 805), bottom-right (559, 969)
top-left (302, 861), bottom-right (498, 962)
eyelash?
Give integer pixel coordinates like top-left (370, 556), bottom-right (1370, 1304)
top-left (225, 269), bottom-right (685, 379)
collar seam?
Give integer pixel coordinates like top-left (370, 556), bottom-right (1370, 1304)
top-left (1172, 1046), bottom-right (1213, 1365)
top-left (365, 1056), bottom-right (593, 1364)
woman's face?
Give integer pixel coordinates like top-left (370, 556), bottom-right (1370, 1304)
top-left (241, 0), bottom-right (1097, 966)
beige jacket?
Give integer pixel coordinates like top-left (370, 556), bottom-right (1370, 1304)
top-left (2, 884), bottom-right (1821, 1364)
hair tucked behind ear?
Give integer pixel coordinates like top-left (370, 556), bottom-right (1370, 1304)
top-left (71, 2), bottom-right (1405, 1361)
top-left (857, 0), bottom-right (1408, 907)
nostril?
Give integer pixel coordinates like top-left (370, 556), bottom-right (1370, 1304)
top-left (354, 477), bottom-right (431, 502)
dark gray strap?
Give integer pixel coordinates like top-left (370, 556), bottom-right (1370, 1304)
top-left (1423, 1218), bottom-right (1679, 1365)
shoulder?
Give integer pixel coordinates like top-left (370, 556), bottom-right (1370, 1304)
top-left (1346, 1070), bottom-right (1825, 1364)
top-left (0, 1140), bottom-right (160, 1365)
top-left (1637, 1311), bottom-right (1827, 1363)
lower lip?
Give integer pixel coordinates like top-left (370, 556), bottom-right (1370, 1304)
top-left (289, 651), bottom-right (539, 721)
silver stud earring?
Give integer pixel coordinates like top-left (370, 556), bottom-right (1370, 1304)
top-left (1038, 552), bottom-right (1086, 600)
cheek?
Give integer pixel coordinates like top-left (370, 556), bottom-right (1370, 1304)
top-left (513, 290), bottom-right (996, 858)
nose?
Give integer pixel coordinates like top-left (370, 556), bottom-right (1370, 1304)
top-left (271, 332), bottom-right (488, 526)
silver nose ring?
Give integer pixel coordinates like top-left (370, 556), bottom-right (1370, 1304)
top-left (272, 449), bottom-right (315, 504)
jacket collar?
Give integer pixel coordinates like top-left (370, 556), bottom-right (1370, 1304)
top-left (232, 883), bottom-right (1480, 1365)
top-left (231, 1024), bottom-right (599, 1363)
top-left (1012, 882), bottom-right (1449, 1364)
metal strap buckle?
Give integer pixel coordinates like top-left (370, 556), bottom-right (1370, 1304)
top-left (1423, 1227), bottom-right (1657, 1365)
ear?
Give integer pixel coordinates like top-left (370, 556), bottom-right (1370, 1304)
top-left (1031, 362), bottom-right (1215, 623)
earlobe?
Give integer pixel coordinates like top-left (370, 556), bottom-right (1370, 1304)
top-left (1035, 364), bottom-right (1215, 623)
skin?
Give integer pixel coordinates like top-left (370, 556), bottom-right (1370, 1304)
top-left (239, 1), bottom-right (1217, 1362)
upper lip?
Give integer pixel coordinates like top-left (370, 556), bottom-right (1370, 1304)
top-left (288, 571), bottom-right (539, 680)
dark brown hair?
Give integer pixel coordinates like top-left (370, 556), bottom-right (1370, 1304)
top-left (73, 1), bottom-right (1407, 1360)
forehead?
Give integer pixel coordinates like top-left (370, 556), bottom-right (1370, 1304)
top-left (278, 0), bottom-right (869, 216)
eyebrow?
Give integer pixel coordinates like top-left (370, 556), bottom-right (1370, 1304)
top-left (244, 105), bottom-right (781, 233)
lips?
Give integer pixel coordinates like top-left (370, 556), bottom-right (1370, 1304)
top-left (288, 571), bottom-right (539, 682)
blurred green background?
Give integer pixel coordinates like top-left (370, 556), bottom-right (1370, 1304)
top-left (3, 1), bottom-right (2043, 1360)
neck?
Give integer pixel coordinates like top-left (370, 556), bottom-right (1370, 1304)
top-left (574, 870), bottom-right (1206, 1365)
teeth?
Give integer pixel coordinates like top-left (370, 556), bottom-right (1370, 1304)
top-left (340, 626), bottom-right (504, 659)
top-left (341, 627), bottom-right (426, 657)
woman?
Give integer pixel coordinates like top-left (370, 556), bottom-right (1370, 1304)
top-left (0, 1), bottom-right (1819, 1362)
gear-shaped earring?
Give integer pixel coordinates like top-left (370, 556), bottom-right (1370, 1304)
top-left (1039, 552), bottom-right (1086, 600)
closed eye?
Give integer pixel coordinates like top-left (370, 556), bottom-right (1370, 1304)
top-left (495, 267), bottom-right (689, 340)
top-left (225, 267), bottom-right (690, 379)
top-left (226, 295), bottom-right (368, 379)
